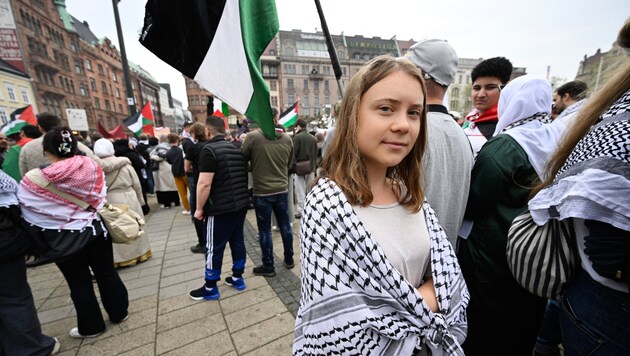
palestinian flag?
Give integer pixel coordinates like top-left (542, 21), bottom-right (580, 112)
top-left (123, 102), bottom-right (155, 137)
top-left (1, 105), bottom-right (37, 136)
top-left (211, 96), bottom-right (229, 117)
top-left (211, 96), bottom-right (230, 131)
top-left (140, 0), bottom-right (279, 139)
top-left (279, 102), bottom-right (299, 128)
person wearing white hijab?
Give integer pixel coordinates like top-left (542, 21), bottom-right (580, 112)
top-left (457, 76), bottom-right (556, 355)
top-left (94, 139), bottom-right (152, 268)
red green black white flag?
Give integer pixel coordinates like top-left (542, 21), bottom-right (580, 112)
top-left (140, 0), bottom-right (279, 139)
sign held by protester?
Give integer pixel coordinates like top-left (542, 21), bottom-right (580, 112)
top-left (66, 109), bottom-right (89, 131)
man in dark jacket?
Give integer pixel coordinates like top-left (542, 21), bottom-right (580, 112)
top-left (189, 116), bottom-right (249, 301)
top-left (292, 119), bottom-right (318, 219)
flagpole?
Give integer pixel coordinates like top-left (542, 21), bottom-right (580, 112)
top-left (112, 0), bottom-right (136, 116)
top-left (313, 0), bottom-right (344, 97)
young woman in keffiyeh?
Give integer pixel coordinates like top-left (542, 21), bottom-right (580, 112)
top-left (294, 55), bottom-right (469, 355)
top-left (17, 128), bottom-right (129, 339)
top-left (528, 20), bottom-right (630, 354)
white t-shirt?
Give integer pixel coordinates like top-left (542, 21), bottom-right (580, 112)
top-left (354, 202), bottom-right (431, 287)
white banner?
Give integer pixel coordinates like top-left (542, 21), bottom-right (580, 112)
top-left (66, 109), bottom-right (89, 131)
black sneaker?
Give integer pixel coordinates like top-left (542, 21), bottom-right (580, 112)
top-left (189, 285), bottom-right (220, 301)
top-left (284, 258), bottom-right (295, 269)
top-left (190, 245), bottom-right (207, 254)
top-left (225, 276), bottom-right (246, 291)
top-left (253, 265), bottom-right (276, 277)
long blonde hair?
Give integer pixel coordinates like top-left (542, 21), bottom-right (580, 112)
top-left (320, 55), bottom-right (428, 213)
top-left (533, 61), bottom-right (630, 196)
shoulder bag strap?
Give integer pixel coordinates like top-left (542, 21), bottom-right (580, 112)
top-left (25, 169), bottom-right (92, 210)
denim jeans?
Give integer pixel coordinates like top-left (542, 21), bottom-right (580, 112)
top-left (559, 271), bottom-right (630, 355)
top-left (535, 300), bottom-right (561, 355)
top-left (253, 193), bottom-right (293, 268)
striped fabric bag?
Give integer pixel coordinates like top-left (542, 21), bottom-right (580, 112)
top-left (506, 210), bottom-right (579, 299)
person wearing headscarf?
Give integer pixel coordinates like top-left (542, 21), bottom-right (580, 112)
top-left (0, 170), bottom-right (60, 355)
top-left (114, 139), bottom-right (149, 214)
top-left (94, 139), bottom-right (152, 268)
top-left (149, 135), bottom-right (180, 209)
top-left (528, 19), bottom-right (630, 354)
top-left (17, 128), bottom-right (128, 339)
top-left (457, 76), bottom-right (559, 355)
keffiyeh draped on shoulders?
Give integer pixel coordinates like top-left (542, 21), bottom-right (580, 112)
top-left (294, 178), bottom-right (469, 356)
top-left (529, 88), bottom-right (630, 231)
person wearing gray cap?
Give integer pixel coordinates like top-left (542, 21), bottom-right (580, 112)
top-left (404, 39), bottom-right (473, 246)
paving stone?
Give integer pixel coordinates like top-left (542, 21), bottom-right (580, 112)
top-left (158, 301), bottom-right (221, 333)
top-left (128, 295), bottom-right (158, 313)
top-left (77, 325), bottom-right (155, 355)
top-left (231, 312), bottom-right (296, 354)
top-left (243, 332), bottom-right (294, 356)
top-left (37, 304), bottom-right (75, 324)
top-left (127, 284), bottom-right (159, 301)
top-left (219, 285), bottom-right (276, 315)
top-left (155, 317), bottom-right (227, 354)
top-left (225, 297), bottom-right (288, 332)
top-left (118, 343), bottom-right (155, 356)
top-left (160, 329), bottom-right (234, 356)
top-left (158, 294), bottom-right (200, 315)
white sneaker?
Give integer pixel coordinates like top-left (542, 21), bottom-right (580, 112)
top-left (51, 337), bottom-right (61, 354)
top-left (182, 210), bottom-right (191, 215)
top-left (69, 327), bottom-right (104, 339)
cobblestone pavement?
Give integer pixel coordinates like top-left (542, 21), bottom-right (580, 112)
top-left (27, 197), bottom-right (301, 355)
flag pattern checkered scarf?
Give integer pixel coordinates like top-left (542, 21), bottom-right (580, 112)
top-left (294, 178), bottom-right (469, 355)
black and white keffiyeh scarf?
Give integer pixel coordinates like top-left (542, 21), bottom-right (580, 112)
top-left (0, 170), bottom-right (19, 208)
top-left (530, 88), bottom-right (630, 231)
top-left (499, 112), bottom-right (551, 134)
top-left (294, 178), bottom-right (469, 356)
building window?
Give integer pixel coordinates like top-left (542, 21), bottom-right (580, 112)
top-left (5, 85), bottom-right (16, 102)
top-left (452, 88), bottom-right (460, 97)
top-left (324, 80), bottom-right (329, 92)
top-left (94, 98), bottom-right (100, 109)
top-left (74, 59), bottom-right (83, 74)
top-left (269, 80), bottom-right (277, 91)
top-left (313, 81), bottom-right (319, 92)
top-left (115, 88), bottom-right (120, 98)
top-left (287, 79), bottom-right (294, 89)
top-left (101, 81), bottom-right (107, 94)
top-left (271, 96), bottom-right (278, 107)
top-left (302, 65), bottom-right (308, 75)
top-left (0, 107), bottom-right (7, 125)
top-left (105, 100), bottom-right (111, 111)
top-left (19, 87), bottom-right (30, 103)
top-left (90, 78), bottom-right (97, 91)
top-left (288, 93), bottom-right (294, 104)
top-left (118, 103), bottom-right (123, 113)
top-left (342, 67), bottom-right (347, 76)
top-left (112, 72), bottom-right (118, 82)
top-left (270, 49), bottom-right (276, 56)
top-left (98, 64), bottom-right (104, 75)
top-left (80, 83), bottom-right (87, 96)
top-left (85, 59), bottom-right (92, 71)
top-left (304, 93), bottom-right (309, 106)
top-left (303, 79), bottom-right (308, 90)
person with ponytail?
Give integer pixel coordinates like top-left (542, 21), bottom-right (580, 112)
top-left (17, 127), bottom-right (129, 339)
top-left (528, 18), bottom-right (630, 355)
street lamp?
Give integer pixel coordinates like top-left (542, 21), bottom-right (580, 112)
top-left (112, 0), bottom-right (136, 116)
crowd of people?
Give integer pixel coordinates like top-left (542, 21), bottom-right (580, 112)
top-left (1, 17), bottom-right (628, 356)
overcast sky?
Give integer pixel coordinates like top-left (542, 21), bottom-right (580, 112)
top-left (64, 0), bottom-right (628, 110)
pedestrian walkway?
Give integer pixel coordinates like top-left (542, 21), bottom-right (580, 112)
top-left (28, 198), bottom-right (301, 355)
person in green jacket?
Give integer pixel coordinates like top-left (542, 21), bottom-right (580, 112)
top-left (1, 125), bottom-right (41, 181)
top-left (458, 76), bottom-right (561, 355)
